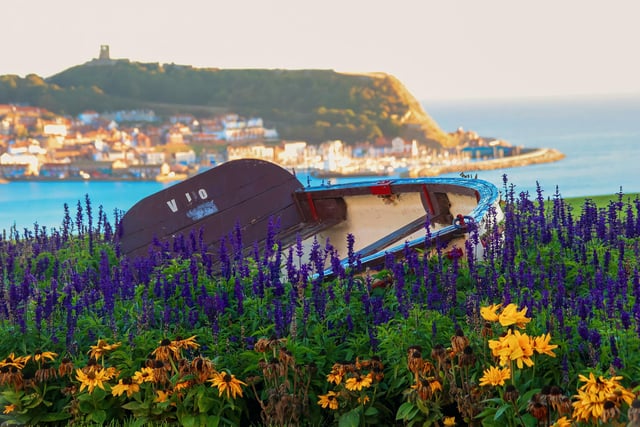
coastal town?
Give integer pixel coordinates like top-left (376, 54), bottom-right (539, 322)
top-left (0, 103), bottom-right (556, 184)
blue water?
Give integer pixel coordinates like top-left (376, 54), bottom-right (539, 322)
top-left (428, 95), bottom-right (640, 197)
top-left (2, 94), bottom-right (639, 231)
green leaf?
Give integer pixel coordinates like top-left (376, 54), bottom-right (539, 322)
top-left (121, 401), bottom-right (144, 411)
top-left (78, 399), bottom-right (94, 413)
top-left (204, 414), bottom-right (220, 427)
top-left (181, 415), bottom-right (197, 427)
top-left (88, 409), bottom-right (107, 425)
top-left (364, 405), bottom-right (379, 416)
top-left (396, 401), bottom-right (420, 420)
top-left (339, 407), bottom-right (362, 427)
top-left (493, 403), bottom-right (511, 420)
top-left (38, 412), bottom-right (72, 422)
top-left (197, 392), bottom-right (216, 413)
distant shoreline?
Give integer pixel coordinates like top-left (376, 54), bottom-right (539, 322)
top-left (0, 148), bottom-right (565, 184)
top-left (406, 148), bottom-right (565, 177)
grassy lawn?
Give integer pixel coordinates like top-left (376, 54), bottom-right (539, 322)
top-left (555, 192), bottom-right (639, 211)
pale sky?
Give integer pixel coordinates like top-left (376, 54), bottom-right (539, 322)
top-left (3, 0), bottom-right (640, 101)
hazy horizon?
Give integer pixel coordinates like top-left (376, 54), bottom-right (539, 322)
top-left (3, 0), bottom-right (640, 102)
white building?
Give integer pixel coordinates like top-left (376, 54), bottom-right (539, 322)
top-left (278, 141), bottom-right (307, 165)
top-left (0, 152), bottom-right (40, 175)
top-left (174, 150), bottom-right (197, 165)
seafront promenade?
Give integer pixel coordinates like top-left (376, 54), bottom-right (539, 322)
top-left (0, 147), bottom-right (564, 184)
top-left (406, 147), bottom-right (565, 177)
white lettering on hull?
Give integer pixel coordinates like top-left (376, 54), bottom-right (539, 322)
top-left (166, 188), bottom-right (210, 213)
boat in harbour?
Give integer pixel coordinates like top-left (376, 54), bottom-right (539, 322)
top-left (119, 158), bottom-right (503, 272)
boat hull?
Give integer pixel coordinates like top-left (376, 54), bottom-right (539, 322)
top-left (119, 159), bottom-right (502, 271)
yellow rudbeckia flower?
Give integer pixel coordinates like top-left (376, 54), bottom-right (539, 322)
top-left (498, 303), bottom-right (531, 328)
top-left (480, 303), bottom-right (502, 322)
top-left (478, 365), bottom-right (511, 386)
top-left (318, 391), bottom-right (340, 410)
top-left (209, 371), bottom-right (246, 399)
top-left (345, 373), bottom-right (373, 391)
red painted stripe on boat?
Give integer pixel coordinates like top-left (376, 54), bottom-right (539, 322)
top-left (306, 192), bottom-right (319, 221)
top-left (421, 184), bottom-right (434, 215)
top-left (370, 180), bottom-right (392, 196)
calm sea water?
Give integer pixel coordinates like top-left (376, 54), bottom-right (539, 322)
top-left (2, 95), bottom-right (639, 231)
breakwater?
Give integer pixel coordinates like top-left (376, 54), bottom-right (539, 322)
top-left (408, 148), bottom-right (565, 177)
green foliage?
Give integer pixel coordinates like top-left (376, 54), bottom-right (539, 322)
top-left (0, 63), bottom-right (449, 146)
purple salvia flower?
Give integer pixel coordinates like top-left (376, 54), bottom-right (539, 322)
top-left (189, 255), bottom-right (199, 287)
top-left (588, 329), bottom-right (601, 367)
top-left (272, 299), bottom-right (285, 337)
top-left (99, 250), bottom-right (115, 317)
top-left (345, 313), bottom-right (353, 332)
top-left (346, 233), bottom-right (356, 267)
top-left (577, 320), bottom-right (589, 341)
top-left (34, 289), bottom-right (43, 333)
top-left (308, 237), bottom-right (324, 279)
top-left (62, 203), bottom-right (71, 242)
top-left (75, 200), bottom-right (84, 236)
top-left (96, 204), bottom-right (104, 236)
top-left (253, 269), bottom-right (265, 298)
top-left (85, 194), bottom-right (94, 254)
top-left (43, 277), bottom-right (59, 326)
top-left (234, 277), bottom-right (244, 316)
top-left (218, 237), bottom-right (230, 279)
top-left (393, 262), bottom-right (409, 318)
top-left (609, 335), bottom-right (624, 369)
top-left (368, 328), bottom-right (379, 351)
top-left (285, 247), bottom-right (298, 284)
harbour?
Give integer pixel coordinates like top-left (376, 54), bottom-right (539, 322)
top-left (2, 95), bottom-right (640, 232)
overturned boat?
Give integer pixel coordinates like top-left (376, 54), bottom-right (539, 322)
top-left (119, 158), bottom-right (503, 271)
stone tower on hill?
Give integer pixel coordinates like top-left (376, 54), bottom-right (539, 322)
top-left (99, 45), bottom-right (110, 60)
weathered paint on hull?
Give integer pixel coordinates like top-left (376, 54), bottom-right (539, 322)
top-left (118, 159), bottom-right (503, 272)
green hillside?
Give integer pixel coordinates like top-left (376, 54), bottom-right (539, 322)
top-left (0, 59), bottom-right (453, 147)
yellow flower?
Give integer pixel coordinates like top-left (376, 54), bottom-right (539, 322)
top-left (488, 329), bottom-right (534, 369)
top-left (75, 368), bottom-right (108, 393)
top-left (478, 365), bottom-right (511, 386)
top-left (33, 350), bottom-right (58, 363)
top-left (152, 338), bottom-right (179, 362)
top-left (111, 377), bottom-right (140, 397)
top-left (412, 376), bottom-right (442, 400)
top-left (327, 364), bottom-right (345, 385)
top-left (172, 335), bottom-right (200, 358)
top-left (154, 389), bottom-right (171, 403)
top-left (577, 372), bottom-right (629, 399)
top-left (209, 371), bottom-right (246, 399)
top-left (443, 416), bottom-right (457, 426)
top-left (480, 303), bottom-right (502, 322)
top-left (533, 333), bottom-right (558, 357)
top-left (174, 335), bottom-right (199, 349)
top-left (132, 367), bottom-right (156, 384)
top-left (103, 366), bottom-right (118, 380)
top-left (572, 388), bottom-right (605, 423)
top-left (88, 339), bottom-right (121, 360)
top-left (0, 353), bottom-right (29, 369)
top-left (571, 372), bottom-right (635, 423)
top-left (358, 395), bottom-right (370, 405)
top-left (3, 404), bottom-right (16, 414)
top-left (318, 391), bottom-right (340, 410)
top-left (498, 303), bottom-right (531, 328)
top-left (345, 373), bottom-right (373, 391)
top-left (551, 416), bottom-right (572, 427)
top-left (174, 380), bottom-right (192, 392)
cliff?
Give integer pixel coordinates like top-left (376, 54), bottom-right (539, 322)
top-left (0, 60), bottom-right (454, 147)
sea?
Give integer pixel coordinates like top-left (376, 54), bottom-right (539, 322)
top-left (2, 94), bottom-right (640, 232)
